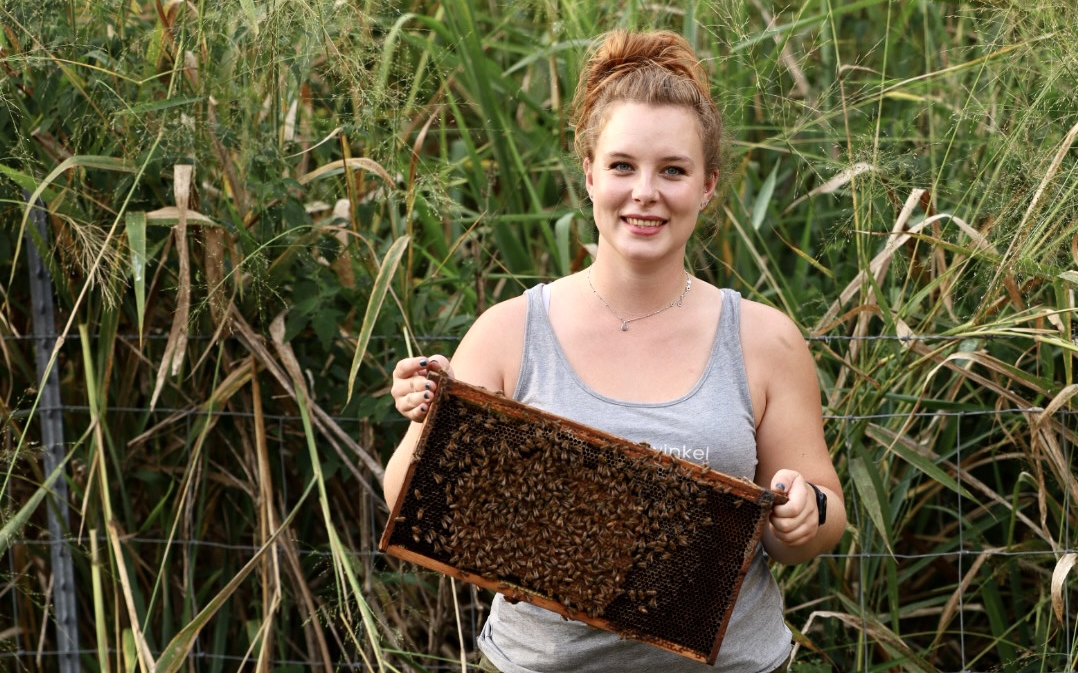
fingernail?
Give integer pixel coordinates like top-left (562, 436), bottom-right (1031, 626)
top-left (775, 483), bottom-right (786, 491)
top-left (423, 392), bottom-right (430, 400)
top-left (425, 381), bottom-right (432, 390)
top-left (419, 404), bottom-right (427, 413)
top-left (419, 358), bottom-right (428, 367)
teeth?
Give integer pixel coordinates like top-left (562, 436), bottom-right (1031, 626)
top-left (625, 217), bottom-right (664, 227)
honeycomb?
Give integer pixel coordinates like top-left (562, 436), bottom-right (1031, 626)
top-left (380, 373), bottom-right (783, 664)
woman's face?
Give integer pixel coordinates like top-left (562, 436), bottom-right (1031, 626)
top-left (584, 102), bottom-right (717, 268)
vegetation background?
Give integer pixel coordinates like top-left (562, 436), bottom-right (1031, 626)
top-left (1, 0), bottom-right (1076, 671)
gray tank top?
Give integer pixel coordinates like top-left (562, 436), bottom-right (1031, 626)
top-left (476, 284), bottom-right (793, 672)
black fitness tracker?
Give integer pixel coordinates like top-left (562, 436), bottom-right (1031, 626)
top-left (807, 482), bottom-right (827, 526)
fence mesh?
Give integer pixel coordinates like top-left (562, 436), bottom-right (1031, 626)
top-left (1, 333), bottom-right (1075, 672)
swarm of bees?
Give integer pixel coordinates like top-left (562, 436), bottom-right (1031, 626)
top-left (381, 374), bottom-right (780, 663)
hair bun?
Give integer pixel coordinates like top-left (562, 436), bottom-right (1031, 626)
top-left (586, 30), bottom-right (708, 99)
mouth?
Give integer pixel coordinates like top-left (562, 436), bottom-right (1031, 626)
top-left (623, 216), bottom-right (667, 228)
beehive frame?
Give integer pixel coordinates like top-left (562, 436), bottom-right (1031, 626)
top-left (380, 372), bottom-right (784, 664)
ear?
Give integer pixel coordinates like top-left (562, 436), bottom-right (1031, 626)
top-left (583, 157), bottom-right (594, 197)
top-left (703, 169), bottom-right (719, 201)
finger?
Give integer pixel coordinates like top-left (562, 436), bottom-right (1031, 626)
top-left (771, 468), bottom-right (801, 495)
top-left (426, 354), bottom-right (452, 377)
top-left (395, 386), bottom-right (433, 419)
top-left (393, 356), bottom-right (428, 379)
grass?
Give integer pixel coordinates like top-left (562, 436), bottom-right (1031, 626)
top-left (1, 0), bottom-right (1077, 671)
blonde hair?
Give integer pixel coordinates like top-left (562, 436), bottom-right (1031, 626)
top-left (570, 29), bottom-right (724, 175)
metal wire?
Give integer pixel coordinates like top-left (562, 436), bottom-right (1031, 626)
top-left (2, 332), bottom-right (1075, 673)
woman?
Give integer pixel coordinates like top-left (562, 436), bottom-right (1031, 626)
top-left (384, 29), bottom-right (845, 673)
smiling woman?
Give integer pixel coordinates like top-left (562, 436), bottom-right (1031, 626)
top-left (384, 28), bottom-right (845, 673)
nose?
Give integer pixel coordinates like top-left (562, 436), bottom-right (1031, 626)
top-left (632, 172), bottom-right (657, 203)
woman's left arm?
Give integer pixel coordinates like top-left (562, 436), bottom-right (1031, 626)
top-left (744, 303), bottom-right (846, 565)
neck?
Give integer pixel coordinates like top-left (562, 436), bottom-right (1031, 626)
top-left (585, 261), bottom-right (690, 315)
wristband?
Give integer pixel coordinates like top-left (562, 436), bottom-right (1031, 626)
top-left (807, 482), bottom-right (827, 527)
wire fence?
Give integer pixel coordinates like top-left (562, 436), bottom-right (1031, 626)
top-left (1, 331), bottom-right (1075, 673)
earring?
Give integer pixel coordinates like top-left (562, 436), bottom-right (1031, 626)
top-left (700, 197), bottom-right (711, 209)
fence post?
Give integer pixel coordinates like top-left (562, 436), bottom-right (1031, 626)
top-left (25, 192), bottom-right (81, 673)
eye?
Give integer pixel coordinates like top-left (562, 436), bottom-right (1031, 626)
top-left (609, 161), bottom-right (632, 172)
top-left (662, 165), bottom-right (687, 177)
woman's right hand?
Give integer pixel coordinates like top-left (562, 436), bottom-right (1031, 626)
top-left (391, 355), bottom-right (451, 421)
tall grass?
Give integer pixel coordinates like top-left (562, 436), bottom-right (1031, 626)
top-left (1, 0), bottom-right (1076, 671)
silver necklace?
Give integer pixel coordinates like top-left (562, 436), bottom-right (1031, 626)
top-left (586, 269), bottom-right (692, 332)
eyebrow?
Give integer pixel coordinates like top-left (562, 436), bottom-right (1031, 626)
top-left (605, 151), bottom-right (696, 165)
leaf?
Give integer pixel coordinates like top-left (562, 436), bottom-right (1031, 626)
top-left (347, 236), bottom-right (410, 404)
top-left (784, 162), bottom-right (876, 214)
top-left (554, 212), bottom-right (574, 276)
top-left (298, 157), bottom-right (395, 187)
top-left (849, 452), bottom-right (894, 555)
top-left (125, 212), bottom-right (147, 346)
top-left (145, 206), bottom-right (216, 226)
top-left (121, 628), bottom-right (138, 673)
top-left (0, 164), bottom-right (58, 198)
top-left (0, 453), bottom-right (72, 556)
top-left (865, 423), bottom-right (973, 500)
top-left (752, 160), bottom-right (779, 231)
top-left (150, 165), bottom-right (194, 410)
top-left (1052, 553), bottom-right (1077, 624)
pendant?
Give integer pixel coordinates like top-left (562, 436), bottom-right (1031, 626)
top-left (621, 322), bottom-right (630, 331)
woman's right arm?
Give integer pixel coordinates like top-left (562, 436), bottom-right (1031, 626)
top-left (382, 296), bottom-right (527, 507)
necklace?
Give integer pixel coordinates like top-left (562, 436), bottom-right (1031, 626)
top-left (587, 269), bottom-right (692, 332)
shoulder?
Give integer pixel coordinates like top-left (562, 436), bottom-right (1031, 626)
top-left (739, 297), bottom-right (808, 353)
top-left (449, 291), bottom-right (531, 394)
top-left (737, 297), bottom-right (814, 395)
top-left (466, 292), bottom-right (530, 338)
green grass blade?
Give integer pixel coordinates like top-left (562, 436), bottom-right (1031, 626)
top-left (347, 235), bottom-right (410, 404)
top-left (0, 452), bottom-right (72, 556)
top-left (125, 211), bottom-right (148, 346)
top-left (849, 448), bottom-right (894, 555)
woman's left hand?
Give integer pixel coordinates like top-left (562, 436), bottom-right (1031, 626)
top-left (767, 469), bottom-right (819, 547)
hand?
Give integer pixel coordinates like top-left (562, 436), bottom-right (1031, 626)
top-left (768, 469), bottom-right (819, 547)
top-left (391, 355), bottom-right (451, 422)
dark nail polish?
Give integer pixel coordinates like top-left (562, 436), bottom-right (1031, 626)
top-left (419, 358), bottom-right (428, 367)
top-left (419, 404), bottom-right (427, 413)
top-left (775, 483), bottom-right (786, 491)
top-left (423, 392), bottom-right (430, 400)
top-left (425, 381), bottom-right (432, 390)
